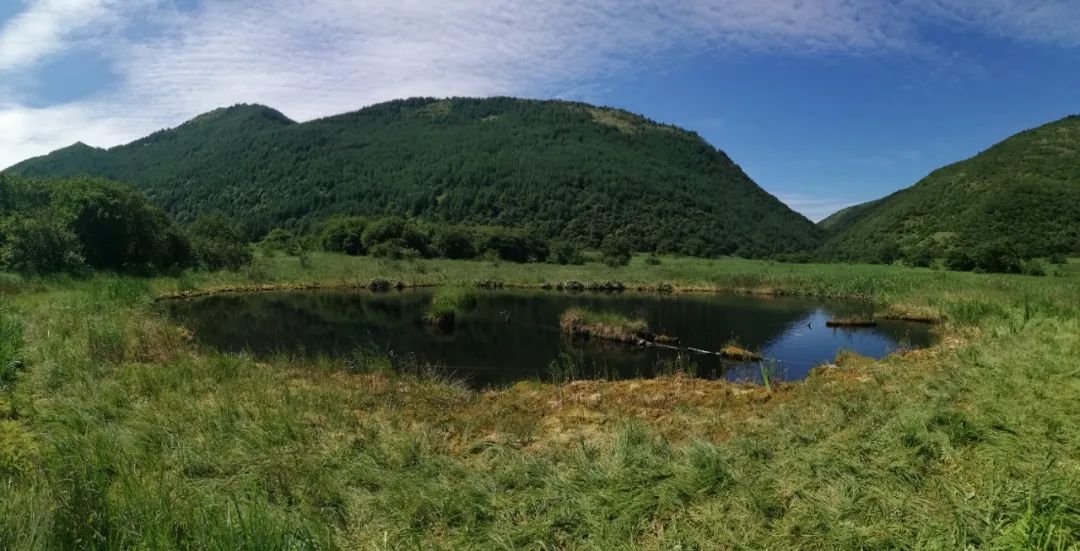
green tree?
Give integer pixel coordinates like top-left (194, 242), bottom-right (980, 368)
top-left (261, 228), bottom-right (296, 251)
top-left (432, 227), bottom-right (476, 259)
top-left (945, 248), bottom-right (976, 272)
top-left (601, 235), bottom-right (632, 267)
top-left (188, 211), bottom-right (253, 271)
top-left (551, 241), bottom-right (585, 265)
top-left (49, 177), bottom-right (192, 271)
top-left (0, 213), bottom-right (86, 275)
top-left (319, 217), bottom-right (367, 255)
top-left (973, 241), bottom-right (1022, 274)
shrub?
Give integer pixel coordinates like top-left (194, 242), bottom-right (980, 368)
top-left (319, 217), bottom-right (366, 255)
top-left (362, 217), bottom-right (430, 257)
top-left (188, 211), bottom-right (253, 271)
top-left (973, 241), bottom-right (1022, 274)
top-left (601, 235), bottom-right (632, 267)
top-left (905, 247), bottom-right (933, 268)
top-left (551, 241), bottom-right (585, 265)
top-left (260, 228), bottom-right (296, 251)
top-left (945, 249), bottom-right (976, 272)
top-left (644, 254), bottom-right (662, 266)
top-left (432, 227), bottom-right (476, 259)
top-left (480, 228), bottom-right (548, 263)
top-left (50, 177), bottom-right (192, 271)
top-left (0, 214), bottom-right (86, 275)
top-left (1020, 259), bottom-right (1046, 277)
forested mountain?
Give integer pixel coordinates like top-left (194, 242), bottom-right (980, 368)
top-left (820, 116), bottom-right (1080, 262)
top-left (7, 97), bottom-right (821, 258)
top-left (817, 199), bottom-right (882, 234)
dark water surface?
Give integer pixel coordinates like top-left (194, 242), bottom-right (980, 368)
top-left (166, 289), bottom-right (934, 388)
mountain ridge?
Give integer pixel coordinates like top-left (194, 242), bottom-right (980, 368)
top-left (820, 115), bottom-right (1080, 260)
top-left (8, 96), bottom-right (822, 258)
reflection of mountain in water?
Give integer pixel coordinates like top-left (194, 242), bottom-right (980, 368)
top-left (167, 290), bottom-right (933, 388)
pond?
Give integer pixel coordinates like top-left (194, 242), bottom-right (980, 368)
top-left (166, 289), bottom-right (934, 388)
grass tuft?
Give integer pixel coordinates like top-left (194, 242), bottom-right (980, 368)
top-left (560, 307), bottom-right (648, 343)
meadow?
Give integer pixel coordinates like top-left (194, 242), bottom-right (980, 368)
top-left (0, 253), bottom-right (1078, 549)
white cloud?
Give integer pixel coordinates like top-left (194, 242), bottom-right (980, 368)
top-left (0, 0), bottom-right (1078, 171)
top-left (0, 0), bottom-right (128, 71)
top-left (915, 0), bottom-right (1080, 47)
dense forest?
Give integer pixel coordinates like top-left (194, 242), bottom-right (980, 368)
top-left (7, 97), bottom-right (822, 258)
top-left (0, 174), bottom-right (192, 274)
top-left (819, 116), bottom-right (1080, 265)
top-left (0, 173), bottom-right (626, 276)
top-left (0, 174), bottom-right (267, 275)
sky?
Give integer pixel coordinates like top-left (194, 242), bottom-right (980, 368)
top-left (1, 1), bottom-right (1078, 221)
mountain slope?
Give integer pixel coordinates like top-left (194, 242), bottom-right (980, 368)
top-left (817, 199), bottom-right (882, 234)
top-left (8, 97), bottom-right (821, 257)
top-left (821, 116), bottom-right (1080, 260)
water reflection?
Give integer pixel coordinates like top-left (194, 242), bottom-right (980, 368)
top-left (166, 289), bottom-right (933, 388)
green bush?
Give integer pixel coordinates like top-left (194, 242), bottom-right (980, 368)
top-left (601, 235), bottom-right (632, 267)
top-left (432, 227), bottom-right (476, 260)
top-left (0, 214), bottom-right (86, 275)
top-left (551, 241), bottom-right (585, 265)
top-left (188, 212), bottom-right (253, 271)
top-left (973, 241), bottom-right (1022, 274)
top-left (319, 216), bottom-right (366, 255)
top-left (480, 229), bottom-right (548, 263)
top-left (260, 228), bottom-right (296, 251)
top-left (362, 217), bottom-right (431, 258)
top-left (905, 247), bottom-right (934, 268)
top-left (1020, 259), bottom-right (1046, 277)
top-left (49, 177), bottom-right (193, 271)
top-left (0, 176), bottom-right (192, 274)
top-left (945, 249), bottom-right (976, 272)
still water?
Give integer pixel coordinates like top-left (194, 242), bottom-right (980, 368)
top-left (166, 289), bottom-right (933, 388)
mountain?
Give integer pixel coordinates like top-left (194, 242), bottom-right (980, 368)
top-left (7, 97), bottom-right (821, 258)
top-left (817, 199), bottom-right (882, 234)
top-left (821, 116), bottom-right (1080, 261)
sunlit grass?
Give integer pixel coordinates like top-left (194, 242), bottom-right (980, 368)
top-left (0, 255), bottom-right (1077, 548)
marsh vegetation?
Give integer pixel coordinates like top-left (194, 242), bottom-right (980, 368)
top-left (0, 253), bottom-right (1078, 549)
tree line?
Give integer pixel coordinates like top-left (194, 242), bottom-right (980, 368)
top-left (0, 174), bottom-right (252, 275)
top-left (0, 175), bottom-right (636, 276)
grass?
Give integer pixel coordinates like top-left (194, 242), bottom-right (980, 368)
top-left (826, 314), bottom-right (878, 327)
top-left (0, 253), bottom-right (1078, 548)
top-left (560, 307), bottom-right (649, 343)
top-left (0, 305), bottom-right (22, 388)
top-left (422, 287), bottom-right (479, 328)
top-left (719, 344), bottom-right (763, 362)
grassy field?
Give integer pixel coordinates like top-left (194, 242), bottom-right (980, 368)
top-left (1, 254), bottom-right (1078, 549)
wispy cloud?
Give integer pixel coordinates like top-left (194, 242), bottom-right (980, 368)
top-left (0, 0), bottom-right (1078, 170)
top-left (777, 193), bottom-right (865, 222)
top-left (0, 0), bottom-right (129, 71)
top-left (915, 0), bottom-right (1080, 47)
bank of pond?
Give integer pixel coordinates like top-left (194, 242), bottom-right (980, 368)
top-left (166, 288), bottom-right (935, 389)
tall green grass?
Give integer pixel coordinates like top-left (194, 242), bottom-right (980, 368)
top-left (0, 257), bottom-right (1077, 548)
top-left (0, 304), bottom-right (22, 388)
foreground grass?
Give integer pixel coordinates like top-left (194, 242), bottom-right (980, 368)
top-left (0, 254), bottom-right (1078, 549)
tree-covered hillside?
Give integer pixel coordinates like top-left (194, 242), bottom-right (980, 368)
top-left (820, 116), bottom-right (1080, 262)
top-left (817, 199), bottom-right (882, 234)
top-left (8, 97), bottom-right (821, 258)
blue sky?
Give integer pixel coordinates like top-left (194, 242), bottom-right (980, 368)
top-left (1, 1), bottom-right (1078, 220)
